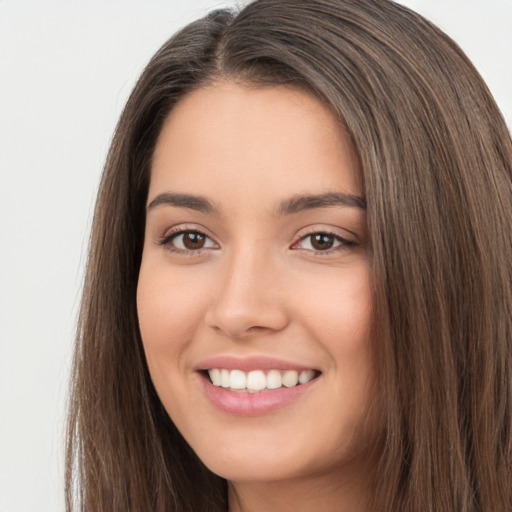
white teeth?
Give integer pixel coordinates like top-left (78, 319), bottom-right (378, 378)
top-left (221, 369), bottom-right (230, 388)
top-left (247, 370), bottom-right (266, 391)
top-left (299, 370), bottom-right (315, 384)
top-left (282, 370), bottom-right (299, 388)
top-left (266, 369), bottom-right (282, 389)
top-left (210, 368), bottom-right (222, 386)
top-left (230, 369), bottom-right (247, 389)
top-left (206, 368), bottom-right (317, 391)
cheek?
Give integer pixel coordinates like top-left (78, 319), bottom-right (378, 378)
top-left (297, 263), bottom-right (373, 349)
top-left (136, 264), bottom-right (208, 371)
top-left (296, 264), bottom-right (375, 414)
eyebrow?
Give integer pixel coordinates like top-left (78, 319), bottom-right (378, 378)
top-left (146, 191), bottom-right (366, 216)
top-left (274, 192), bottom-right (366, 216)
top-left (147, 192), bottom-right (221, 215)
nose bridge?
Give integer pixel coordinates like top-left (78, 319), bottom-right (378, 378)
top-left (205, 242), bottom-right (288, 337)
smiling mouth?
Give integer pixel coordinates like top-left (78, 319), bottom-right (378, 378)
top-left (205, 368), bottom-right (321, 393)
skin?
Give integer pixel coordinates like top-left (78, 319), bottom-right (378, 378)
top-left (137, 81), bottom-right (378, 512)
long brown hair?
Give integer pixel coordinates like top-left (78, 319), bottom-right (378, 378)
top-left (66, 1), bottom-right (512, 510)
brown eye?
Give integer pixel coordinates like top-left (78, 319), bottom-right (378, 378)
top-left (182, 232), bottom-right (206, 249)
top-left (293, 231), bottom-right (353, 253)
top-left (163, 230), bottom-right (218, 253)
top-left (310, 233), bottom-right (335, 250)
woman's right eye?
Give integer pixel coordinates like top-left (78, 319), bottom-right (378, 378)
top-left (161, 229), bottom-right (218, 253)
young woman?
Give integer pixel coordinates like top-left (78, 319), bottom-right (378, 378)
top-left (66, 1), bottom-right (512, 511)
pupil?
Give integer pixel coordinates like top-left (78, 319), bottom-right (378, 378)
top-left (184, 232), bottom-right (205, 249)
top-left (312, 234), bottom-right (333, 250)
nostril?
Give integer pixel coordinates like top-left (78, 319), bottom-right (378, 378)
top-left (247, 326), bottom-right (267, 333)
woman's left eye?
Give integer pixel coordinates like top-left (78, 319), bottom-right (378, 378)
top-left (161, 230), bottom-right (218, 253)
top-left (293, 232), bottom-right (353, 252)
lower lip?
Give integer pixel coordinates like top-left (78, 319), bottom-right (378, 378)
top-left (200, 373), bottom-right (319, 416)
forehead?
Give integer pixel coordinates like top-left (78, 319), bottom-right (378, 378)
top-left (149, 81), bottom-right (362, 208)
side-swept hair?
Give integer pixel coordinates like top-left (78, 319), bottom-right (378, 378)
top-left (66, 1), bottom-right (512, 510)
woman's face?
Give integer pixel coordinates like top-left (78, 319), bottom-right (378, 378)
top-left (137, 82), bottom-right (376, 485)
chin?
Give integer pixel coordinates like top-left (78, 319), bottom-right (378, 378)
top-left (180, 417), bottom-right (372, 485)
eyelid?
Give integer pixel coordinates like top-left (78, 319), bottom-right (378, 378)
top-left (295, 224), bottom-right (359, 242)
top-left (156, 223), bottom-right (359, 256)
top-left (290, 226), bottom-right (357, 253)
top-left (158, 224), bottom-right (220, 255)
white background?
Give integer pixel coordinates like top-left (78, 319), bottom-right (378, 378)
top-left (0, 1), bottom-right (510, 511)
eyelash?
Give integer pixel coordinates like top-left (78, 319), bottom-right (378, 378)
top-left (291, 230), bottom-right (356, 255)
top-left (159, 227), bottom-right (217, 256)
top-left (159, 227), bottom-right (355, 256)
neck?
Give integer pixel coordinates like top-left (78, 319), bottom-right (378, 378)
top-left (227, 460), bottom-right (375, 512)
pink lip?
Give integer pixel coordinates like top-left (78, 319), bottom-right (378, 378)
top-left (195, 355), bottom-right (317, 372)
top-left (199, 374), bottom-right (319, 416)
top-left (196, 356), bottom-right (321, 416)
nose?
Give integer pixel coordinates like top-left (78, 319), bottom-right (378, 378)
top-left (204, 247), bottom-right (289, 340)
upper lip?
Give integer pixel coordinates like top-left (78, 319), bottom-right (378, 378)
top-left (195, 355), bottom-right (319, 373)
